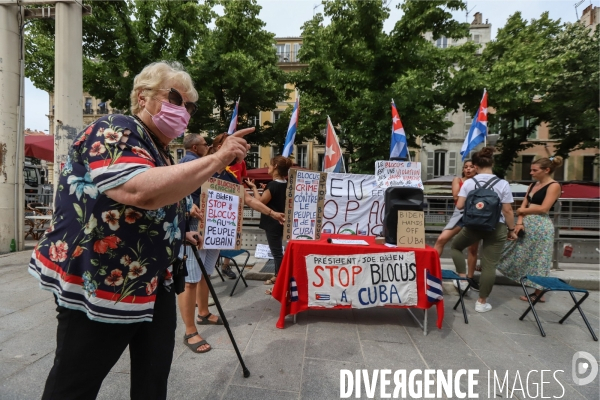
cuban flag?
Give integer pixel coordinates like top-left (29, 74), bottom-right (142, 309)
top-left (227, 97), bottom-right (240, 135)
top-left (282, 91), bottom-right (300, 157)
top-left (323, 116), bottom-right (344, 173)
top-left (426, 270), bottom-right (443, 303)
top-left (290, 277), bottom-right (298, 302)
top-left (460, 89), bottom-right (488, 161)
top-left (390, 100), bottom-right (408, 159)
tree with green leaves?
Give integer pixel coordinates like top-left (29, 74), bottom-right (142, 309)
top-left (542, 23), bottom-right (599, 158)
top-left (186, 0), bottom-right (289, 143)
top-left (25, 0), bottom-right (287, 145)
top-left (478, 12), bottom-right (562, 177)
top-left (290, 0), bottom-right (478, 173)
top-left (26, 0), bottom-right (213, 112)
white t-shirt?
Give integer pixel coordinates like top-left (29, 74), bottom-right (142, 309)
top-left (458, 174), bottom-right (513, 223)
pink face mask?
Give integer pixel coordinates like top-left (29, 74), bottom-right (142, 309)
top-left (145, 101), bottom-right (190, 139)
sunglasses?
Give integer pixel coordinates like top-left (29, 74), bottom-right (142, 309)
top-left (156, 88), bottom-right (197, 116)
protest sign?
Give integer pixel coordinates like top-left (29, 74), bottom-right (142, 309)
top-left (305, 252), bottom-right (418, 308)
top-left (254, 244), bottom-right (285, 259)
top-left (197, 177), bottom-right (244, 250)
top-left (321, 173), bottom-right (385, 237)
top-left (397, 210), bottom-right (425, 248)
top-left (375, 160), bottom-right (423, 189)
top-left (284, 169), bottom-right (327, 240)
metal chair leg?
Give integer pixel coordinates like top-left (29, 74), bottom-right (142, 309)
top-left (214, 257), bottom-right (225, 282)
top-left (519, 278), bottom-right (546, 337)
top-left (229, 259), bottom-right (249, 296)
top-left (452, 279), bottom-right (470, 324)
top-left (561, 292), bottom-right (598, 341)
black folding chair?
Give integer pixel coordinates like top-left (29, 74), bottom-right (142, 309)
top-left (441, 269), bottom-right (472, 324)
top-left (520, 275), bottom-right (598, 341)
top-left (219, 249), bottom-right (250, 296)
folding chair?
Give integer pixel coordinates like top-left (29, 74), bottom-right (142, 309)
top-left (520, 275), bottom-right (598, 341)
top-left (441, 269), bottom-right (472, 324)
top-left (219, 249), bottom-right (250, 296)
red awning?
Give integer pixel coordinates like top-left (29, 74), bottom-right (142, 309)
top-left (24, 135), bottom-right (54, 162)
top-left (560, 183), bottom-right (600, 199)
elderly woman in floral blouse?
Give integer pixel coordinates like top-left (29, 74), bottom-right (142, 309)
top-left (29, 61), bottom-right (253, 400)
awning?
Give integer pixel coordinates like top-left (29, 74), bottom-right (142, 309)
top-left (24, 135), bottom-right (54, 162)
top-left (246, 166), bottom-right (309, 182)
top-left (560, 183), bottom-right (600, 199)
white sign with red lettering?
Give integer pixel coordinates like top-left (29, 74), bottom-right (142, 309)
top-left (305, 252), bottom-right (418, 309)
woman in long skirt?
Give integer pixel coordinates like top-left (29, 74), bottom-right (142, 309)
top-left (497, 156), bottom-right (563, 303)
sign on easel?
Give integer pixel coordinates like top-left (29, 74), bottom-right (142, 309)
top-left (284, 169), bottom-right (327, 240)
top-left (375, 160), bottom-right (423, 189)
top-left (397, 210), bottom-right (425, 248)
top-left (197, 177), bottom-right (244, 249)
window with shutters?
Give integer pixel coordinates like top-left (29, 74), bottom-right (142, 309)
top-left (521, 155), bottom-right (534, 181)
top-left (293, 43), bottom-right (302, 61)
top-left (247, 146), bottom-right (260, 169)
top-left (271, 145), bottom-right (281, 158)
top-left (297, 145), bottom-right (308, 168)
top-left (317, 153), bottom-right (325, 171)
top-left (435, 37), bottom-right (448, 48)
top-left (583, 156), bottom-right (597, 181)
top-left (448, 152), bottom-right (457, 176)
top-left (427, 152), bottom-right (435, 180)
top-left (434, 151), bottom-right (446, 177)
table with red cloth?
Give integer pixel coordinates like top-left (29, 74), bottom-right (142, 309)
top-left (272, 234), bottom-right (444, 329)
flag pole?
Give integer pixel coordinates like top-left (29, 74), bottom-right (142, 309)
top-left (483, 88), bottom-right (487, 147)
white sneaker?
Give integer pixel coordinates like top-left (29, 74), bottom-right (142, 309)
top-left (453, 279), bottom-right (469, 292)
top-left (208, 296), bottom-right (215, 306)
top-left (475, 301), bottom-right (492, 313)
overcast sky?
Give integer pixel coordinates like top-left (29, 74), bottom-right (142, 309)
top-left (25, 0), bottom-right (590, 132)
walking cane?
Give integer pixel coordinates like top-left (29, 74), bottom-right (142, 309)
top-left (190, 234), bottom-right (251, 378)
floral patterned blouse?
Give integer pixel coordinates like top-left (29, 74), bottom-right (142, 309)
top-left (28, 115), bottom-right (188, 324)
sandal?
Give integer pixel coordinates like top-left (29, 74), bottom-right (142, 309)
top-left (183, 332), bottom-right (211, 353)
top-left (196, 312), bottom-right (223, 325)
top-left (520, 293), bottom-right (546, 303)
top-left (264, 277), bottom-right (276, 285)
top-left (265, 288), bottom-right (273, 296)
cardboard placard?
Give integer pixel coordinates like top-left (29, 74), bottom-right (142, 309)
top-left (396, 210), bottom-right (425, 248)
top-left (375, 160), bottom-right (423, 189)
top-left (284, 169), bottom-right (327, 240)
top-left (197, 177), bottom-right (244, 249)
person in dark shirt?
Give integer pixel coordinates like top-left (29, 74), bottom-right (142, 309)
top-left (245, 156), bottom-right (292, 295)
top-left (180, 133), bottom-right (209, 204)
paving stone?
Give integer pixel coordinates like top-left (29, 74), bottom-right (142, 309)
top-left (230, 328), bottom-right (306, 392)
top-left (0, 352), bottom-right (53, 400)
top-left (222, 384), bottom-right (299, 400)
top-left (451, 313), bottom-right (527, 353)
top-left (96, 372), bottom-right (130, 400)
top-left (405, 326), bottom-right (489, 372)
top-left (505, 332), bottom-right (586, 365)
top-left (300, 358), bottom-right (363, 400)
top-left (305, 318), bottom-right (363, 363)
top-left (0, 360), bottom-right (25, 382)
top-left (361, 339), bottom-right (426, 370)
top-left (193, 308), bottom-right (263, 352)
top-left (255, 304), bottom-right (309, 335)
top-left (571, 382), bottom-right (600, 400)
top-left (167, 348), bottom-right (239, 399)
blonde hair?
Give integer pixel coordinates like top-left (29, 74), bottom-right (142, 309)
top-left (130, 61), bottom-right (198, 115)
top-left (533, 156), bottom-right (564, 173)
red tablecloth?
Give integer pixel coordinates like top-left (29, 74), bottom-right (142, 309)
top-left (272, 234), bottom-right (444, 329)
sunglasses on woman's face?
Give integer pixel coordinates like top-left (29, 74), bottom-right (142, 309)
top-left (156, 88), bottom-right (197, 116)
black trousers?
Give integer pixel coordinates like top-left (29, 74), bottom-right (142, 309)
top-left (42, 285), bottom-right (176, 400)
top-left (265, 230), bottom-right (284, 276)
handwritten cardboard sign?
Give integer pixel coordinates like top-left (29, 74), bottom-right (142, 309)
top-left (305, 252), bottom-right (417, 308)
top-left (397, 210), bottom-right (425, 248)
top-left (375, 160), bottom-right (423, 189)
top-left (284, 169), bottom-right (327, 240)
top-left (197, 177), bottom-right (244, 250)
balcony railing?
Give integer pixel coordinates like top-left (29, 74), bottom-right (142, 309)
top-left (276, 51), bottom-right (300, 63)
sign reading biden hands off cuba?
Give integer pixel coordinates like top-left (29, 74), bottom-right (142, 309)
top-left (305, 252), bottom-right (418, 309)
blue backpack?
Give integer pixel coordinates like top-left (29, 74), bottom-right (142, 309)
top-left (462, 176), bottom-right (503, 231)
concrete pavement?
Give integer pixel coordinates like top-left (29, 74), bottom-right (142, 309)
top-left (0, 250), bottom-right (598, 399)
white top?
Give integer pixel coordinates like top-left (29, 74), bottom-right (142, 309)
top-left (458, 174), bottom-right (513, 223)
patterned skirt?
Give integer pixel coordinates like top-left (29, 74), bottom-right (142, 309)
top-left (496, 214), bottom-right (554, 290)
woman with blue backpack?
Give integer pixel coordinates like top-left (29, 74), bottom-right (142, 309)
top-left (451, 147), bottom-right (518, 313)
